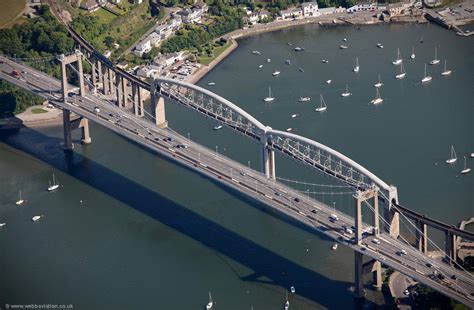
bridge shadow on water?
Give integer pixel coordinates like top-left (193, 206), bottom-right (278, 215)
top-left (0, 128), bottom-right (384, 309)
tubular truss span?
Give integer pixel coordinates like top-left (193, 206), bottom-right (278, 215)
top-left (154, 78), bottom-right (397, 199)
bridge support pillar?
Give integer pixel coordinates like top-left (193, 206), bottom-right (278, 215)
top-left (97, 61), bottom-right (102, 89)
top-left (388, 210), bottom-right (400, 239)
top-left (121, 76), bottom-right (127, 107)
top-left (76, 51), bottom-right (85, 96)
top-left (354, 188), bottom-right (379, 245)
top-left (91, 61), bottom-right (97, 88)
top-left (132, 84), bottom-right (144, 117)
top-left (371, 261), bottom-right (382, 291)
top-left (115, 73), bottom-right (121, 107)
top-left (354, 251), bottom-right (365, 299)
top-left (151, 81), bottom-right (167, 127)
top-left (108, 68), bottom-right (113, 96)
top-left (416, 220), bottom-right (428, 253)
top-left (63, 109), bottom-right (73, 151)
top-left (260, 129), bottom-right (276, 180)
top-left (79, 118), bottom-right (91, 144)
top-left (444, 230), bottom-right (457, 264)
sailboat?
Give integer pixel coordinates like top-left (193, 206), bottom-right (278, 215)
top-left (263, 87), bottom-right (275, 103)
top-left (298, 96), bottom-right (311, 102)
top-left (15, 190), bottom-right (25, 205)
top-left (353, 57), bottom-right (359, 73)
top-left (341, 84), bottom-right (351, 97)
top-left (370, 88), bottom-right (383, 105)
top-left (461, 156), bottom-right (471, 174)
top-left (429, 47), bottom-right (440, 65)
top-left (421, 64), bottom-right (432, 84)
top-left (315, 94), bottom-right (327, 112)
top-left (410, 46), bottom-right (415, 59)
top-left (284, 291), bottom-right (290, 310)
top-left (392, 48), bottom-right (402, 65)
top-left (206, 291), bottom-right (214, 310)
top-left (374, 75), bottom-right (383, 88)
top-left (47, 173), bottom-right (59, 191)
top-left (446, 145), bottom-right (457, 164)
top-left (441, 60), bottom-right (452, 76)
top-left (395, 62), bottom-right (406, 79)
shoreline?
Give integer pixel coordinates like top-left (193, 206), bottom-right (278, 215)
top-left (187, 11), bottom-right (428, 85)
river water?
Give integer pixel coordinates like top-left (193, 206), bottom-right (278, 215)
top-left (1, 23), bottom-right (473, 309)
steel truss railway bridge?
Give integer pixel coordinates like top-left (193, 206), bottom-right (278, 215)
top-left (1, 49), bottom-right (473, 307)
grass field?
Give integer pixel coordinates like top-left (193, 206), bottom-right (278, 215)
top-left (91, 7), bottom-right (116, 24)
top-left (31, 108), bottom-right (48, 114)
top-left (198, 42), bottom-right (232, 66)
top-left (0, 0), bottom-right (26, 29)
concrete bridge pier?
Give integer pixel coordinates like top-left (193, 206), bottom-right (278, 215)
top-left (151, 81), bottom-right (168, 128)
top-left (416, 220), bottom-right (428, 253)
top-left (131, 84), bottom-right (145, 117)
top-left (121, 76), bottom-right (127, 107)
top-left (63, 109), bottom-right (73, 151)
top-left (91, 59), bottom-right (97, 89)
top-left (76, 118), bottom-right (91, 144)
top-left (354, 251), bottom-right (365, 298)
top-left (107, 68), bottom-right (113, 96)
top-left (354, 188), bottom-right (379, 246)
top-left (260, 129), bottom-right (276, 180)
top-left (97, 61), bottom-right (102, 90)
top-left (115, 73), bottom-right (121, 107)
top-left (444, 230), bottom-right (457, 264)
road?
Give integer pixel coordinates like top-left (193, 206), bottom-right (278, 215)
top-left (1, 56), bottom-right (473, 307)
top-left (390, 271), bottom-right (417, 309)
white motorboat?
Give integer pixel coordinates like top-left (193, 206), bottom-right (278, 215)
top-left (258, 64), bottom-right (263, 68)
top-left (298, 97), bottom-right (311, 102)
top-left (206, 291), bottom-right (214, 310)
top-left (446, 145), bottom-right (457, 164)
top-left (285, 59), bottom-right (291, 65)
top-left (207, 82), bottom-right (216, 86)
top-left (332, 243), bottom-right (338, 250)
top-left (395, 62), bottom-right (406, 79)
top-left (263, 87), bottom-right (275, 103)
top-left (284, 291), bottom-right (290, 310)
top-left (0, 223), bottom-right (6, 227)
top-left (421, 64), bottom-right (432, 84)
top-left (353, 57), bottom-right (359, 73)
top-left (47, 173), bottom-right (59, 192)
top-left (326, 79), bottom-right (332, 84)
top-left (287, 42), bottom-right (292, 46)
top-left (15, 190), bottom-right (25, 206)
top-left (343, 38), bottom-right (347, 42)
top-left (461, 156), bottom-right (471, 174)
top-left (471, 153), bottom-right (474, 158)
top-left (286, 128), bottom-right (293, 132)
top-left (213, 125), bottom-right (222, 130)
top-left (32, 215), bottom-right (42, 222)
top-left (321, 59), bottom-right (329, 63)
top-left (376, 43), bottom-right (383, 48)
top-left (299, 67), bottom-right (304, 73)
top-left (410, 46), bottom-right (415, 59)
top-left (294, 46), bottom-right (303, 51)
top-left (252, 50), bottom-right (261, 55)
top-left (370, 88), bottom-right (383, 105)
top-left (272, 70), bottom-right (281, 76)
top-left (374, 74), bottom-right (383, 88)
top-left (441, 59), bottom-right (452, 76)
top-left (429, 47), bottom-right (440, 65)
top-left (392, 48), bottom-right (402, 65)
top-left (267, 58), bottom-right (271, 63)
top-left (339, 44), bottom-right (348, 49)
top-left (290, 286), bottom-right (296, 294)
top-left (315, 94), bottom-right (327, 112)
top-left (341, 84), bottom-right (351, 97)
top-left (291, 114), bottom-right (298, 118)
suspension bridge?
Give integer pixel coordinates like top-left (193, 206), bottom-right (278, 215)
top-left (0, 51), bottom-right (473, 307)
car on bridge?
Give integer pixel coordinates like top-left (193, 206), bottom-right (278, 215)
top-left (372, 238), bottom-right (381, 245)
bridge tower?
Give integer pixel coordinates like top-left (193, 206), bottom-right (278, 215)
top-left (260, 127), bottom-right (276, 180)
top-left (353, 188), bottom-right (382, 298)
top-left (151, 80), bottom-right (168, 128)
top-left (58, 50), bottom-right (91, 151)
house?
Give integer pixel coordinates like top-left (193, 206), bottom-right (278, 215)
top-left (279, 7), bottom-right (303, 20)
top-left (148, 32), bottom-right (161, 47)
top-left (80, 0), bottom-right (99, 12)
top-left (110, 0), bottom-right (121, 3)
top-left (154, 52), bottom-right (185, 68)
top-left (136, 65), bottom-right (161, 78)
top-left (249, 10), bottom-right (270, 24)
top-left (302, 2), bottom-right (319, 17)
top-left (133, 0), bottom-right (143, 4)
top-left (177, 5), bottom-right (207, 24)
top-left (347, 2), bottom-right (377, 13)
top-left (133, 39), bottom-right (152, 57)
top-left (169, 16), bottom-right (182, 30)
top-left (318, 7), bottom-right (337, 15)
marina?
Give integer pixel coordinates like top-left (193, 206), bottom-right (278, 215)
top-left (1, 22), bottom-right (473, 309)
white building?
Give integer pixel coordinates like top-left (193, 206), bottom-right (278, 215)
top-left (249, 10), bottom-right (270, 24)
top-left (148, 32), bottom-right (161, 47)
top-left (318, 7), bottom-right (337, 15)
top-left (302, 2), bottom-right (319, 17)
top-left (347, 2), bottom-right (377, 13)
top-left (279, 7), bottom-right (303, 20)
top-left (177, 4), bottom-right (208, 24)
top-left (133, 39), bottom-right (151, 57)
top-left (154, 52), bottom-right (185, 68)
top-left (136, 65), bottom-right (161, 78)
